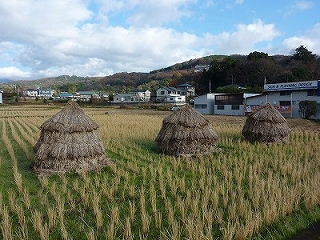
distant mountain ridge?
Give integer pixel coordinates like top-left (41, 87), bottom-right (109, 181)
top-left (0, 55), bottom-right (240, 89)
top-left (0, 79), bottom-right (12, 84)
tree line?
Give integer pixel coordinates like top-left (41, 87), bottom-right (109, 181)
top-left (194, 45), bottom-right (320, 95)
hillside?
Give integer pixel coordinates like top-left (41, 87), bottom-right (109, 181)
top-left (1, 55), bottom-right (224, 94)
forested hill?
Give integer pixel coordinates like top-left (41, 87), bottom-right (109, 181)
top-left (5, 45), bottom-right (320, 96)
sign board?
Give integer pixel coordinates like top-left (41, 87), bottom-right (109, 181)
top-left (264, 81), bottom-right (318, 91)
top-left (245, 105), bottom-right (263, 113)
top-left (245, 105), bottom-right (291, 113)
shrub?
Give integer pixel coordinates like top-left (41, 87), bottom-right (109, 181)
top-left (299, 100), bottom-right (318, 119)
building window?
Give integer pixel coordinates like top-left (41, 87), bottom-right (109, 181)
top-left (280, 101), bottom-right (291, 106)
top-left (307, 90), bottom-right (317, 96)
top-left (215, 93), bottom-right (243, 105)
top-left (217, 105), bottom-right (224, 110)
top-left (280, 91), bottom-right (292, 96)
top-left (160, 91), bottom-right (165, 95)
top-left (231, 105), bottom-right (240, 110)
top-left (195, 104), bottom-right (207, 109)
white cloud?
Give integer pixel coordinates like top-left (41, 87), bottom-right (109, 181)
top-left (282, 23), bottom-right (320, 55)
top-left (204, 19), bottom-right (281, 54)
top-left (0, 1), bottom-right (318, 81)
top-left (0, 0), bottom-right (204, 80)
top-left (284, 1), bottom-right (314, 15)
top-left (0, 67), bottom-right (31, 79)
top-left (0, 15), bottom-right (284, 80)
top-left (95, 0), bottom-right (196, 27)
top-left (8, 23), bottom-right (204, 78)
top-left (0, 1), bottom-right (92, 42)
top-left (293, 1), bottom-right (313, 10)
top-left (235, 0), bottom-right (244, 4)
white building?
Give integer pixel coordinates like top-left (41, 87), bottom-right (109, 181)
top-left (194, 93), bottom-right (217, 114)
top-left (156, 87), bottom-right (186, 104)
top-left (74, 91), bottom-right (100, 102)
top-left (112, 89), bottom-right (151, 103)
top-left (113, 93), bottom-right (135, 103)
top-left (23, 89), bottom-right (38, 97)
top-left (176, 84), bottom-right (195, 97)
top-left (38, 89), bottom-right (53, 98)
top-left (0, 90), bottom-right (2, 104)
top-left (195, 80), bottom-right (320, 119)
top-left (194, 64), bottom-right (210, 72)
top-left (246, 80), bottom-right (320, 119)
top-left (129, 89), bottom-right (151, 101)
top-left (194, 93), bottom-right (260, 115)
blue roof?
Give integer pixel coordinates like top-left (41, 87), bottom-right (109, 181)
top-left (77, 91), bottom-right (97, 95)
top-left (176, 83), bottom-right (193, 87)
top-left (58, 92), bottom-right (73, 97)
top-left (159, 86), bottom-right (179, 91)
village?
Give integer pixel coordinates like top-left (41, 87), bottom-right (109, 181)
top-left (1, 78), bottom-right (319, 120)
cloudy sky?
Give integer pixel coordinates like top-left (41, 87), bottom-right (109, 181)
top-left (0, 0), bottom-right (319, 81)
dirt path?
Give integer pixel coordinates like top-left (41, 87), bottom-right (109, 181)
top-left (289, 221), bottom-right (320, 239)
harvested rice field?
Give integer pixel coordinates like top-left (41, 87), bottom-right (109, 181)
top-left (0, 104), bottom-right (319, 239)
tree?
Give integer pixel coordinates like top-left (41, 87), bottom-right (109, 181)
top-left (299, 100), bottom-right (318, 119)
top-left (292, 45), bottom-right (316, 62)
top-left (290, 46), bottom-right (318, 80)
top-left (216, 85), bottom-right (244, 93)
top-left (247, 51), bottom-right (271, 61)
top-left (197, 57), bottom-right (238, 94)
top-left (67, 83), bottom-right (77, 93)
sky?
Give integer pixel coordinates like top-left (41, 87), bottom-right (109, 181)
top-left (0, 0), bottom-right (319, 81)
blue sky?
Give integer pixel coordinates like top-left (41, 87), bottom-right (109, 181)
top-left (0, 0), bottom-right (319, 81)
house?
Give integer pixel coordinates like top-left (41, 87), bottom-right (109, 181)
top-left (129, 89), bottom-right (151, 101)
top-left (194, 64), bottom-right (210, 72)
top-left (113, 93), bottom-right (136, 103)
top-left (194, 93), bottom-right (261, 115)
top-left (0, 90), bottom-right (2, 104)
top-left (112, 89), bottom-right (151, 103)
top-left (176, 84), bottom-right (195, 97)
top-left (38, 89), bottom-right (53, 98)
top-left (246, 80), bottom-right (320, 119)
top-left (102, 93), bottom-right (109, 101)
top-left (22, 89), bottom-right (38, 97)
top-left (57, 92), bottom-right (73, 100)
top-left (156, 87), bottom-right (186, 104)
top-left (74, 91), bottom-right (100, 102)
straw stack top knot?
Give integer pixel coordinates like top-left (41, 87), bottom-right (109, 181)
top-left (40, 101), bottom-right (99, 133)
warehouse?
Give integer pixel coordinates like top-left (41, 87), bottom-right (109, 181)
top-left (246, 80), bottom-right (320, 119)
top-left (194, 92), bottom-right (260, 116)
top-left (194, 80), bottom-right (320, 119)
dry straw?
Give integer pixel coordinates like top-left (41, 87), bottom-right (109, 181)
top-left (242, 103), bottom-right (290, 143)
top-left (155, 105), bottom-right (218, 157)
top-left (33, 101), bottom-right (112, 174)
